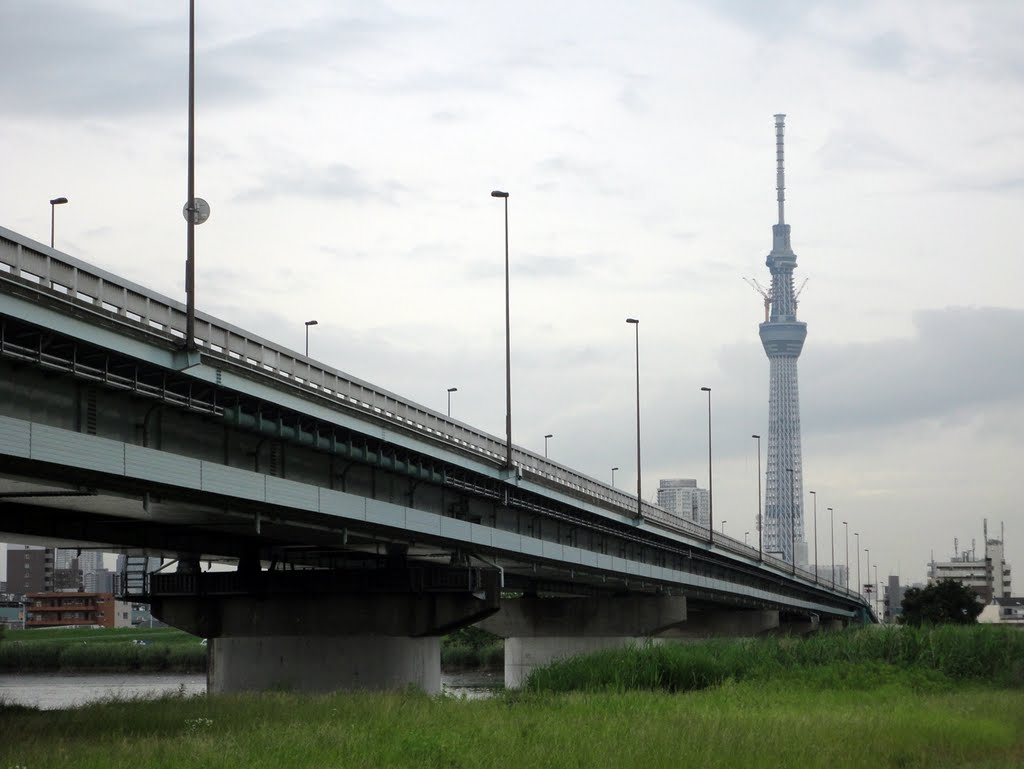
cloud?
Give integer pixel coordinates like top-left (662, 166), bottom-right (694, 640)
top-left (0, 3), bottom-right (399, 118)
top-left (237, 163), bottom-right (404, 203)
top-left (716, 307), bottom-right (1024, 442)
top-left (816, 128), bottom-right (923, 173)
top-left (852, 30), bottom-right (910, 71)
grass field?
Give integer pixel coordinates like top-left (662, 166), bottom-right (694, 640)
top-left (1, 626), bottom-right (1021, 768)
top-left (0, 675), bottom-right (1021, 768)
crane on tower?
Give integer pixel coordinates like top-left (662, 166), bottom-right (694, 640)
top-left (794, 277), bottom-right (809, 310)
top-left (743, 277), bottom-right (772, 322)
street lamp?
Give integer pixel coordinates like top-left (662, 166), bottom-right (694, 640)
top-left (304, 319), bottom-right (318, 357)
top-left (49, 197), bottom-right (68, 249)
top-left (626, 318), bottom-right (641, 520)
top-left (843, 520), bottom-right (849, 591)
top-left (865, 547), bottom-right (871, 602)
top-left (701, 386), bottom-right (713, 543)
top-left (828, 507), bottom-right (835, 588)
top-left (752, 434), bottom-right (762, 561)
top-left (184, 0), bottom-right (199, 351)
top-left (855, 532), bottom-right (861, 601)
top-left (447, 387), bottom-right (457, 417)
top-left (874, 564), bottom-right (879, 618)
top-left (809, 490), bottom-right (818, 582)
top-left (491, 190), bottom-right (513, 470)
top-left (544, 434), bottom-right (553, 458)
top-left (611, 466), bottom-right (619, 487)
top-left (786, 468), bottom-right (795, 573)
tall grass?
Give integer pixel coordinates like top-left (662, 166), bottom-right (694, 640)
top-left (525, 625), bottom-right (1024, 692)
top-left (1, 683), bottom-right (1022, 768)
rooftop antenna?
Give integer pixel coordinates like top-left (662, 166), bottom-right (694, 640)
top-left (775, 113), bottom-right (786, 225)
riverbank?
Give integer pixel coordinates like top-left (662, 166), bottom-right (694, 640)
top-left (0, 625), bottom-right (504, 674)
top-left (1, 626), bottom-right (1021, 768)
top-left (0, 627), bottom-right (206, 673)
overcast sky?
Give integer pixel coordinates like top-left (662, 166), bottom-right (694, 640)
top-left (2, 1), bottom-right (1022, 592)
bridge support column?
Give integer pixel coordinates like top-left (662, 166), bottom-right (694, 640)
top-left (208, 635), bottom-right (440, 694)
top-left (150, 568), bottom-right (500, 694)
top-left (478, 596), bottom-right (687, 688)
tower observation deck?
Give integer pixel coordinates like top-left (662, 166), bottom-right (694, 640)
top-left (759, 114), bottom-right (807, 565)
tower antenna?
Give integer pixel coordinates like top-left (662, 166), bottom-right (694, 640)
top-left (775, 113), bottom-right (786, 225)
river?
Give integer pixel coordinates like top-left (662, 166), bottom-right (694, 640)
top-left (0, 671), bottom-right (503, 709)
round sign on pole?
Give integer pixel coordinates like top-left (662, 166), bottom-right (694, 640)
top-left (183, 198), bottom-right (211, 225)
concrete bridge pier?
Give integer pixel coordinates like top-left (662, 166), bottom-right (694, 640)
top-left (207, 634), bottom-right (441, 694)
top-left (150, 568), bottom-right (501, 694)
top-left (477, 596), bottom-right (688, 688)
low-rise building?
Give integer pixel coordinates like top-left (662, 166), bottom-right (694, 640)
top-left (25, 592), bottom-right (116, 629)
top-left (978, 597), bottom-right (1024, 627)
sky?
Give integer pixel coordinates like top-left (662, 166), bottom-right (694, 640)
top-left (1, 0), bottom-right (1022, 592)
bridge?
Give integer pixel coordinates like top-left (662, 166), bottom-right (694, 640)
top-left (0, 224), bottom-right (872, 692)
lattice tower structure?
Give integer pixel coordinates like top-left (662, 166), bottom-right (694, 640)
top-left (758, 114), bottom-right (807, 565)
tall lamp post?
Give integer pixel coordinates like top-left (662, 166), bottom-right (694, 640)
top-left (490, 190), bottom-right (513, 470)
top-left (49, 197), bottom-right (68, 248)
top-left (701, 386), bottom-right (713, 543)
top-left (304, 319), bottom-right (318, 357)
top-left (855, 532), bottom-right (861, 600)
top-left (828, 507), bottom-right (835, 588)
top-left (611, 466), bottom-right (619, 487)
top-left (874, 564), bottom-right (879, 618)
top-left (809, 490), bottom-right (818, 582)
top-left (843, 520), bottom-right (850, 591)
top-left (752, 434), bottom-right (762, 561)
top-left (626, 318), bottom-right (641, 520)
top-left (865, 547), bottom-right (871, 602)
top-left (786, 468), bottom-right (795, 574)
top-left (446, 387), bottom-right (457, 417)
top-left (544, 434), bottom-right (553, 458)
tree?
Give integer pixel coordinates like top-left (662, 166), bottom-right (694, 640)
top-left (900, 579), bottom-right (983, 626)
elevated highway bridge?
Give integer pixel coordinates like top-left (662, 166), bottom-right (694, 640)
top-left (0, 225), bottom-right (872, 691)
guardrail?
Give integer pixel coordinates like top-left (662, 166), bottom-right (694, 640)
top-left (0, 226), bottom-right (863, 605)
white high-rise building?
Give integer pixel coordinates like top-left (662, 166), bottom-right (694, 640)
top-left (657, 479), bottom-right (710, 528)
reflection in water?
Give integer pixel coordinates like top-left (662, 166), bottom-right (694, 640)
top-left (0, 671), bottom-right (503, 710)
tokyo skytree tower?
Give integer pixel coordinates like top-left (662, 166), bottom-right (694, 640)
top-left (759, 114), bottom-right (807, 566)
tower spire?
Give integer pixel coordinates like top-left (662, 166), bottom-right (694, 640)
top-left (775, 113), bottom-right (786, 225)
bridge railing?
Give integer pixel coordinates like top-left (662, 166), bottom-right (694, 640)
top-left (0, 227), bottom-right (862, 604)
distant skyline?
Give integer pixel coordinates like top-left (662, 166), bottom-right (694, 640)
top-left (1, 1), bottom-right (1022, 590)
